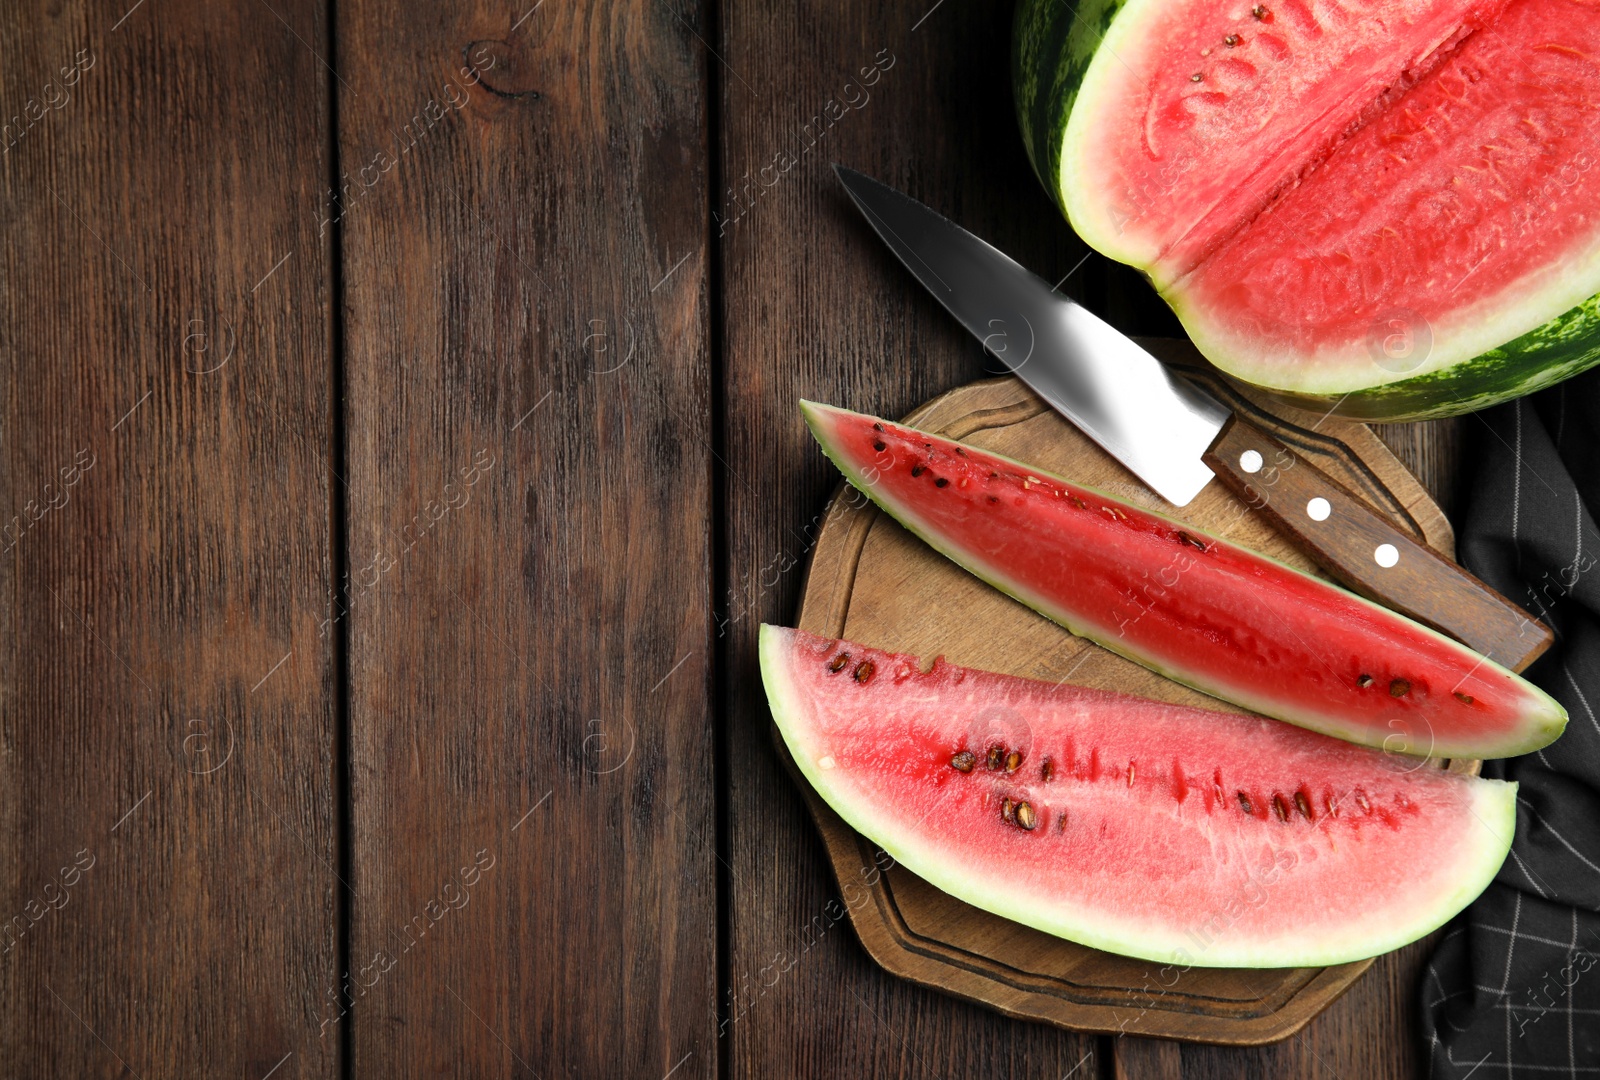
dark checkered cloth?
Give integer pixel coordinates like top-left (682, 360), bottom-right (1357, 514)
top-left (1421, 370), bottom-right (1600, 1076)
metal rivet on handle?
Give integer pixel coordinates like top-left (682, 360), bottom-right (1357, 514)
top-left (1239, 449), bottom-right (1263, 474)
top-left (1374, 543), bottom-right (1399, 568)
top-left (1306, 497), bottom-right (1331, 522)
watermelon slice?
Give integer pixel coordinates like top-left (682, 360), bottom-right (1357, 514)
top-left (1013, 0), bottom-right (1600, 419)
top-left (802, 401), bottom-right (1566, 758)
top-left (761, 625), bottom-right (1515, 967)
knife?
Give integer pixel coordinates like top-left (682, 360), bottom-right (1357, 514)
top-left (833, 165), bottom-right (1552, 673)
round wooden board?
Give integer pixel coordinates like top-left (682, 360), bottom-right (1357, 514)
top-left (784, 342), bottom-right (1478, 1045)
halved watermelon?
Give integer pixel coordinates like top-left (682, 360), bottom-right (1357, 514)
top-left (761, 625), bottom-right (1515, 967)
top-left (1014, 0), bottom-right (1600, 419)
top-left (802, 401), bottom-right (1566, 757)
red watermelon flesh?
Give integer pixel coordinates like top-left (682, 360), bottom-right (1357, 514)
top-left (1065, 0), bottom-right (1600, 395)
top-left (802, 401), bottom-right (1566, 759)
top-left (762, 626), bottom-right (1514, 967)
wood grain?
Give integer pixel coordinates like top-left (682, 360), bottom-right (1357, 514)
top-left (336, 1), bottom-right (717, 1075)
top-left (716, 0), bottom-right (1102, 1075)
top-left (790, 369), bottom-right (1472, 1046)
top-left (0, 0), bottom-right (340, 1074)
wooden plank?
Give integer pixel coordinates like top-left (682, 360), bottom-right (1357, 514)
top-left (0, 0), bottom-right (339, 1075)
top-left (336, 1), bottom-right (718, 1075)
top-left (717, 0), bottom-right (1099, 1073)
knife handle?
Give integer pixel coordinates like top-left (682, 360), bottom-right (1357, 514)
top-left (1201, 416), bottom-right (1552, 673)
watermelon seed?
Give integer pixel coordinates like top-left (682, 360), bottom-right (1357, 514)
top-left (950, 750), bottom-right (976, 773)
top-left (1070, 496), bottom-right (1087, 510)
top-left (1237, 791), bottom-right (1254, 814)
top-left (1295, 791), bottom-right (1313, 820)
top-left (1176, 531), bottom-right (1207, 550)
top-left (1041, 757), bottom-right (1055, 782)
top-left (935, 478), bottom-right (949, 488)
top-left (1252, 4), bottom-right (1270, 18)
top-left (873, 422), bottom-right (884, 432)
top-left (1004, 750), bottom-right (1023, 773)
top-left (1272, 794), bottom-right (1290, 822)
top-left (1001, 797), bottom-right (1017, 824)
top-left (987, 495), bottom-right (999, 504)
top-left (1455, 691), bottom-right (1475, 704)
top-left (853, 660), bottom-right (876, 684)
top-left (1190, 72), bottom-right (1204, 82)
top-left (1356, 791), bottom-right (1372, 813)
top-left (912, 465), bottom-right (925, 477)
top-left (827, 652), bottom-right (851, 673)
top-left (989, 471), bottom-right (999, 479)
top-left (1127, 762), bottom-right (1136, 786)
top-left (872, 440), bottom-right (887, 452)
top-left (987, 745), bottom-right (1004, 771)
top-left (1389, 678), bottom-right (1411, 697)
top-left (1357, 674), bottom-right (1374, 688)
top-left (1057, 812), bottom-right (1069, 832)
top-left (1224, 33), bottom-right (1240, 46)
top-left (1015, 802), bottom-right (1037, 831)
top-left (955, 447), bottom-right (966, 456)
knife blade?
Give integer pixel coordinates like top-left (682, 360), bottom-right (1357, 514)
top-left (833, 165), bottom-right (1552, 672)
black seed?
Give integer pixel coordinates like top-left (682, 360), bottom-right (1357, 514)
top-left (1001, 797), bottom-right (1016, 824)
top-left (827, 652), bottom-right (850, 673)
top-left (1058, 812), bottom-right (1069, 833)
top-left (1015, 802), bottom-right (1037, 830)
top-left (1272, 794), bottom-right (1290, 822)
top-left (1041, 757), bottom-right (1055, 782)
top-left (1455, 691), bottom-right (1475, 704)
top-left (935, 478), bottom-right (949, 488)
top-left (1252, 4), bottom-right (1270, 17)
top-left (873, 422), bottom-right (884, 431)
top-left (986, 745), bottom-right (1004, 771)
top-left (1176, 531), bottom-right (1207, 550)
top-left (1237, 791), bottom-right (1254, 814)
top-left (955, 447), bottom-right (966, 456)
top-left (989, 471), bottom-right (999, 479)
top-left (872, 440), bottom-right (886, 452)
top-left (950, 750), bottom-right (976, 773)
top-left (911, 465), bottom-right (925, 477)
top-left (1004, 750), bottom-right (1022, 773)
top-left (1294, 791), bottom-right (1313, 819)
top-left (1390, 678), bottom-right (1411, 698)
top-left (853, 660), bottom-right (876, 684)
top-left (1191, 72), bottom-right (1204, 82)
top-left (1070, 496), bottom-right (1087, 510)
top-left (1357, 674), bottom-right (1374, 688)
top-left (1225, 33), bottom-right (1240, 46)
top-left (987, 495), bottom-right (999, 504)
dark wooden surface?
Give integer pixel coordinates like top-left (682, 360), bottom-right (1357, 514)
top-left (0, 0), bottom-right (1470, 1076)
top-left (0, 0), bottom-right (341, 1074)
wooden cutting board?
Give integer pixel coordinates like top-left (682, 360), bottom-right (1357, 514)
top-left (782, 340), bottom-right (1480, 1045)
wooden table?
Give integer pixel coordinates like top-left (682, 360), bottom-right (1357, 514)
top-left (1, 0), bottom-right (1464, 1075)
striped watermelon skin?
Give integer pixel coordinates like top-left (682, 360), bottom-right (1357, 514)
top-left (1267, 292), bottom-right (1600, 422)
top-left (1010, 0), bottom-right (1600, 422)
top-left (1011, 0), bottom-right (1130, 215)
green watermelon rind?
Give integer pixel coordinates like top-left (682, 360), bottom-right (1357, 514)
top-left (760, 623), bottom-right (1519, 968)
top-left (800, 400), bottom-right (1567, 759)
top-left (1011, 0), bottom-right (1600, 421)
